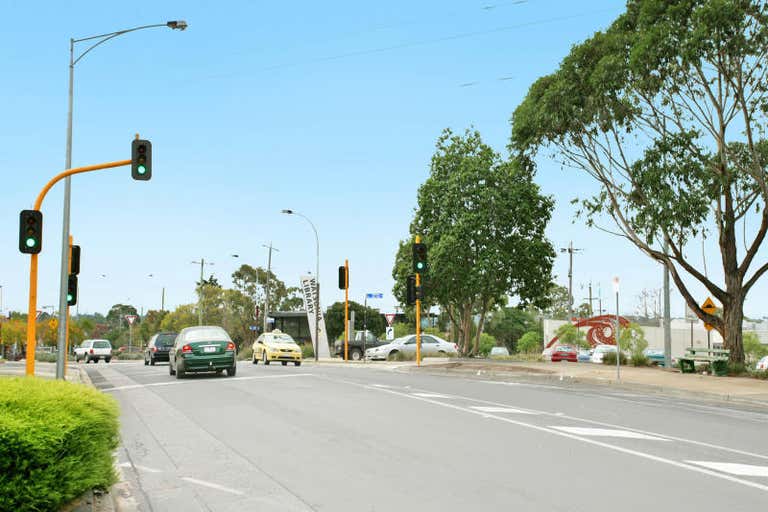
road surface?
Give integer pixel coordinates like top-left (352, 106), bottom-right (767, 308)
top-left (86, 360), bottom-right (768, 511)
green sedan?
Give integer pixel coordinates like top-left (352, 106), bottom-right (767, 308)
top-left (169, 326), bottom-right (237, 378)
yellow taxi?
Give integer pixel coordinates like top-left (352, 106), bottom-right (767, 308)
top-left (252, 330), bottom-right (302, 366)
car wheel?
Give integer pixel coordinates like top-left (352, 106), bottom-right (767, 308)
top-left (176, 363), bottom-right (185, 379)
top-left (216, 369), bottom-right (224, 375)
top-left (350, 348), bottom-right (362, 361)
top-left (282, 361), bottom-right (288, 366)
top-left (227, 364), bottom-right (237, 377)
top-left (105, 358), bottom-right (111, 364)
top-left (263, 352), bottom-right (270, 365)
top-left (169, 361), bottom-right (176, 376)
top-left (387, 350), bottom-right (399, 361)
top-left (295, 361), bottom-right (301, 366)
top-left (144, 357), bottom-right (149, 366)
top-left (150, 356), bottom-right (155, 366)
top-left (252, 353), bottom-right (258, 364)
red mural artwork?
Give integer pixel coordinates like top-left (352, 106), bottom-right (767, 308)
top-left (546, 315), bottom-right (631, 349)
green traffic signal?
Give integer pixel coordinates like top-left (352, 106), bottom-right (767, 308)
top-left (26, 238), bottom-right (36, 248)
top-left (137, 164), bottom-right (146, 175)
top-left (19, 210), bottom-right (43, 254)
top-left (66, 294), bottom-right (73, 302)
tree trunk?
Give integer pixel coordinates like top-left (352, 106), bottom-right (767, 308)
top-left (461, 304), bottom-right (473, 355)
top-left (722, 287), bottom-right (745, 364)
top-left (473, 302), bottom-right (489, 355)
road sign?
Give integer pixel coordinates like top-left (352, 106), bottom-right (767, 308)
top-left (701, 297), bottom-right (717, 331)
top-left (385, 313), bottom-right (396, 326)
top-left (367, 293), bottom-right (383, 299)
top-left (124, 315), bottom-right (138, 325)
top-left (386, 326), bottom-right (394, 340)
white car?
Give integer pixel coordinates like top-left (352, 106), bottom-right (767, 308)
top-left (589, 344), bottom-right (616, 364)
top-left (75, 339), bottom-right (112, 363)
top-left (756, 355), bottom-right (768, 371)
top-left (365, 334), bottom-right (458, 360)
top-left (489, 346), bottom-right (510, 357)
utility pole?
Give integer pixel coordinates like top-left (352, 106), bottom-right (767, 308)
top-left (560, 242), bottom-right (582, 323)
top-left (263, 243), bottom-right (279, 333)
top-left (191, 259), bottom-right (214, 326)
top-left (588, 281), bottom-right (594, 316)
top-left (161, 287), bottom-right (165, 312)
top-left (663, 241), bottom-right (672, 368)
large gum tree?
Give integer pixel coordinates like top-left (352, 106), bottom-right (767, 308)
top-left (511, 0), bottom-right (768, 363)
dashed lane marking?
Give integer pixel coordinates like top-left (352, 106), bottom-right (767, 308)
top-left (548, 427), bottom-right (670, 441)
top-left (411, 392), bottom-right (453, 398)
top-left (685, 461), bottom-right (768, 477)
top-left (101, 373), bottom-right (312, 392)
top-left (470, 406), bottom-right (539, 414)
top-left (181, 477), bottom-right (245, 496)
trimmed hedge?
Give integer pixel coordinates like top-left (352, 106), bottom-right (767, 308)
top-left (0, 377), bottom-right (119, 511)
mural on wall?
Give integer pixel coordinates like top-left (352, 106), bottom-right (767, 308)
top-left (546, 315), bottom-right (631, 349)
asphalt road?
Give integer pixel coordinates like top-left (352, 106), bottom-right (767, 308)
top-left (86, 360), bottom-right (768, 512)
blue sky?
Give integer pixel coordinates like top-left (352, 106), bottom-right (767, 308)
top-left (2, 0), bottom-right (766, 320)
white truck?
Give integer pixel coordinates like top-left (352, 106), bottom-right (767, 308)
top-left (75, 339), bottom-right (112, 363)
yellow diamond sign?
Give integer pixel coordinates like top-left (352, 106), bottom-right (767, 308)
top-left (701, 297), bottom-right (717, 331)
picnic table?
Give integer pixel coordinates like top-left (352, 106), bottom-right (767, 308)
top-left (678, 347), bottom-right (730, 376)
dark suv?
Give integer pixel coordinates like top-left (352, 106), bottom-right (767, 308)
top-left (144, 332), bottom-right (177, 365)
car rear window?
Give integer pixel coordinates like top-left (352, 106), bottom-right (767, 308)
top-left (93, 341), bottom-right (111, 349)
top-left (184, 327), bottom-right (231, 342)
top-left (156, 334), bottom-right (176, 347)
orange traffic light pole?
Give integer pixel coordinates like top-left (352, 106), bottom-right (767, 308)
top-left (415, 235), bottom-right (421, 367)
top-left (25, 159), bottom-right (131, 376)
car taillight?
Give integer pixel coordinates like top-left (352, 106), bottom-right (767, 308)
top-left (182, 345), bottom-right (192, 353)
top-left (226, 342), bottom-right (235, 351)
top-left (90, 349), bottom-right (94, 354)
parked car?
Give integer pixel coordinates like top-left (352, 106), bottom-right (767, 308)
top-left (365, 334), bottom-right (458, 360)
top-left (75, 339), bottom-right (112, 363)
top-left (642, 348), bottom-right (675, 367)
top-left (333, 330), bottom-right (388, 360)
top-left (252, 330), bottom-right (302, 366)
top-left (542, 346), bottom-right (555, 360)
top-left (144, 332), bottom-right (177, 365)
top-left (577, 349), bottom-right (592, 362)
top-left (489, 346), bottom-right (510, 358)
top-left (551, 345), bottom-right (577, 362)
top-left (169, 326), bottom-right (237, 378)
top-left (590, 344), bottom-right (617, 363)
top-left (756, 355), bottom-right (768, 371)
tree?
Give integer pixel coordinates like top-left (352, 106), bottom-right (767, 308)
top-left (478, 333), bottom-right (497, 357)
top-left (139, 310), bottom-right (168, 345)
top-left (279, 287), bottom-right (304, 311)
top-left (160, 304), bottom-right (197, 333)
top-left (743, 332), bottom-right (768, 363)
top-left (324, 301), bottom-right (387, 342)
top-left (394, 128), bottom-right (555, 355)
top-left (511, 1), bottom-right (768, 364)
top-left (618, 322), bottom-right (649, 358)
top-left (574, 302), bottom-right (592, 319)
top-left (554, 323), bottom-right (587, 349)
top-left (528, 284), bottom-right (570, 320)
top-left (196, 275), bottom-right (224, 326)
top-left (517, 331), bottom-right (542, 354)
top-left (486, 307), bottom-right (537, 352)
top-left (221, 289), bottom-right (256, 348)
top-left (106, 304), bottom-right (138, 329)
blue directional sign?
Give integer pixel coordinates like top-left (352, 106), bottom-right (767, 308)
top-left (366, 293), bottom-right (384, 299)
top-left (249, 325), bottom-right (259, 331)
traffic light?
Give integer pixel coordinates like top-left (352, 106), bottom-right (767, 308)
top-left (19, 210), bottom-right (43, 254)
top-left (67, 274), bottom-right (78, 306)
top-left (338, 266), bottom-right (348, 290)
top-left (412, 242), bottom-right (427, 273)
top-left (131, 139), bottom-right (152, 180)
top-left (406, 275), bottom-right (416, 305)
top-left (70, 245), bottom-right (81, 275)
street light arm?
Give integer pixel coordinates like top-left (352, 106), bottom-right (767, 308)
top-left (73, 22), bottom-right (182, 66)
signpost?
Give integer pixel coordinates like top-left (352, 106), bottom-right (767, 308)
top-left (125, 314), bottom-right (138, 354)
top-left (386, 326), bottom-right (394, 340)
top-left (701, 297), bottom-right (717, 349)
top-left (363, 291), bottom-right (383, 360)
top-left (385, 313), bottom-right (396, 326)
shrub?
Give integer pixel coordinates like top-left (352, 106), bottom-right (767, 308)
top-left (517, 331), bottom-right (542, 354)
top-left (478, 333), bottom-right (497, 357)
top-left (630, 353), bottom-right (649, 367)
top-left (602, 351), bottom-right (627, 366)
top-left (301, 343), bottom-right (315, 359)
top-left (35, 352), bottom-right (58, 363)
top-left (752, 369), bottom-right (768, 380)
top-left (237, 346), bottom-right (254, 361)
top-left (116, 352), bottom-right (143, 360)
top-left (0, 378), bottom-right (119, 511)
top-left (554, 324), bottom-right (588, 349)
top-left (728, 362), bottom-right (749, 376)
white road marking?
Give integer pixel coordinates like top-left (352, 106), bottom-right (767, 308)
top-left (181, 477), bottom-right (245, 496)
top-left (118, 462), bottom-right (161, 473)
top-left (102, 373), bottom-right (312, 392)
top-left (370, 384), bottom-right (395, 388)
top-left (548, 427), bottom-right (670, 441)
top-left (470, 406), bottom-right (538, 415)
top-left (685, 461), bottom-right (768, 477)
top-left (339, 380), bottom-right (768, 493)
top-left (412, 392), bottom-right (453, 398)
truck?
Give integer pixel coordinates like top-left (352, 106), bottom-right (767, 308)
top-left (333, 330), bottom-right (388, 361)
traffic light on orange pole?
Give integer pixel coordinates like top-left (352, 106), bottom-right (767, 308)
top-left (19, 210), bottom-right (43, 254)
top-left (131, 138), bottom-right (152, 180)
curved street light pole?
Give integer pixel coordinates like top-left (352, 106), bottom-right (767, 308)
top-left (282, 210), bottom-right (320, 361)
top-left (54, 21), bottom-right (187, 379)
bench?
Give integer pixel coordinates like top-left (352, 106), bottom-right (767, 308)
top-left (678, 347), bottom-right (730, 376)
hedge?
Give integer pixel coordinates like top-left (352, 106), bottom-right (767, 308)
top-left (0, 377), bottom-right (119, 511)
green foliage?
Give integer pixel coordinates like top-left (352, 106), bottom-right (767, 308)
top-left (602, 351), bottom-right (627, 366)
top-left (619, 322), bottom-right (649, 358)
top-left (34, 352), bottom-right (58, 363)
top-left (106, 304), bottom-right (138, 328)
top-left (554, 323), bottom-right (588, 349)
top-left (160, 304), bottom-right (198, 333)
top-left (517, 331), bottom-right (542, 354)
top-left (478, 333), bottom-right (497, 357)
top-left (301, 343), bottom-right (315, 359)
top-left (486, 307), bottom-right (537, 351)
top-left (743, 332), bottom-right (768, 362)
top-left (392, 322), bottom-right (414, 338)
top-left (324, 301), bottom-right (387, 342)
top-left (630, 353), bottom-right (650, 367)
top-left (728, 362), bottom-right (749, 376)
top-left (237, 346), bottom-right (254, 361)
top-left (0, 378), bottom-right (119, 511)
top-left (752, 369), bottom-right (768, 380)
top-left (117, 352), bottom-right (143, 360)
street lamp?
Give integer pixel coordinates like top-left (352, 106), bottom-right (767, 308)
top-left (54, 20), bottom-right (188, 380)
top-left (282, 209), bottom-right (320, 361)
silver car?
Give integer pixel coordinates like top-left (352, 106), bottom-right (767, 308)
top-left (365, 334), bottom-right (458, 360)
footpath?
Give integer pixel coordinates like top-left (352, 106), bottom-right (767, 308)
top-left (411, 359), bottom-right (768, 408)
